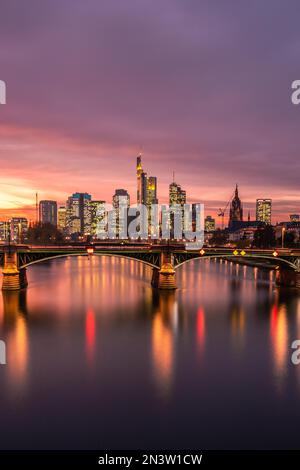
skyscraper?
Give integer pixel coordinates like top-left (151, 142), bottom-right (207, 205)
top-left (169, 180), bottom-right (186, 238)
top-left (57, 206), bottom-right (67, 232)
top-left (169, 181), bottom-right (186, 206)
top-left (10, 217), bottom-right (28, 243)
top-left (66, 192), bottom-right (91, 235)
top-left (290, 214), bottom-right (299, 222)
top-left (136, 154), bottom-right (147, 204)
top-left (112, 189), bottom-right (130, 238)
top-left (136, 155), bottom-right (158, 206)
top-left (136, 155), bottom-right (158, 235)
top-left (113, 189), bottom-right (130, 209)
top-left (229, 185), bottom-right (243, 229)
top-left (0, 221), bottom-right (10, 242)
top-left (146, 177), bottom-right (158, 206)
top-left (39, 200), bottom-right (57, 226)
top-left (89, 200), bottom-right (106, 238)
top-left (205, 215), bottom-right (215, 232)
top-left (256, 199), bottom-right (272, 224)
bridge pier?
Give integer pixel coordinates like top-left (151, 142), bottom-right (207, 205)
top-left (151, 252), bottom-right (177, 290)
top-left (275, 269), bottom-right (300, 289)
top-left (1, 247), bottom-right (27, 291)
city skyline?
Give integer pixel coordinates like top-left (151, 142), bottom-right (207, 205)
top-left (2, 2), bottom-right (300, 457)
top-left (1, 1), bottom-right (300, 224)
top-left (0, 153), bottom-right (295, 226)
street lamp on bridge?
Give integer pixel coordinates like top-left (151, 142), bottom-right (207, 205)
top-left (282, 227), bottom-right (286, 249)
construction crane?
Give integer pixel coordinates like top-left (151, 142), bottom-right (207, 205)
top-left (218, 190), bottom-right (235, 230)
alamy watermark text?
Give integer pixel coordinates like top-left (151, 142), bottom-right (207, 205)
top-left (0, 340), bottom-right (6, 365)
top-left (0, 80), bottom-right (6, 104)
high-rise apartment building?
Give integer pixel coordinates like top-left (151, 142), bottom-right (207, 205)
top-left (169, 181), bottom-right (186, 238)
top-left (169, 181), bottom-right (186, 206)
top-left (0, 221), bottom-right (10, 242)
top-left (112, 189), bottom-right (130, 238)
top-left (256, 199), bottom-right (272, 225)
top-left (113, 189), bottom-right (130, 209)
top-left (10, 217), bottom-right (28, 242)
top-left (57, 206), bottom-right (66, 232)
top-left (39, 200), bottom-right (57, 226)
top-left (89, 200), bottom-right (107, 238)
top-left (66, 192), bottom-right (91, 235)
top-left (205, 215), bottom-right (215, 232)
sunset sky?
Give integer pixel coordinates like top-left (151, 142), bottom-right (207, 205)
top-left (0, 0), bottom-right (300, 225)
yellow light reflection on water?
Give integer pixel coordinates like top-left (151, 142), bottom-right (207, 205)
top-left (7, 315), bottom-right (29, 391)
top-left (152, 313), bottom-right (173, 397)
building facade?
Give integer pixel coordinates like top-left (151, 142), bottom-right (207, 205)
top-left (169, 181), bottom-right (186, 206)
top-left (169, 181), bottom-right (186, 238)
top-left (66, 192), bottom-right (91, 235)
top-left (0, 221), bottom-right (10, 242)
top-left (137, 154), bottom-right (147, 205)
top-left (39, 200), bottom-right (57, 226)
top-left (229, 185), bottom-right (243, 230)
top-left (205, 215), bottom-right (215, 232)
top-left (57, 206), bottom-right (66, 232)
top-left (10, 217), bottom-right (28, 243)
top-left (256, 199), bottom-right (272, 225)
top-left (112, 189), bottom-right (130, 238)
top-left (136, 155), bottom-right (158, 236)
top-left (89, 200), bottom-right (107, 238)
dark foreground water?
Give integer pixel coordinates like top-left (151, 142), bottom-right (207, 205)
top-left (1, 256), bottom-right (300, 449)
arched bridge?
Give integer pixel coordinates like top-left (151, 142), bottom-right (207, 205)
top-left (1, 244), bottom-right (300, 290)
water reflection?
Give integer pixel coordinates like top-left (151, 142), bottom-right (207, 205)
top-left (1, 291), bottom-right (29, 391)
top-left (2, 290), bottom-right (28, 320)
top-left (85, 308), bottom-right (96, 364)
top-left (230, 307), bottom-right (245, 339)
top-left (0, 256), bottom-right (300, 448)
top-left (151, 291), bottom-right (178, 396)
top-left (267, 288), bottom-right (300, 394)
top-left (196, 307), bottom-right (205, 355)
top-left (270, 303), bottom-right (288, 389)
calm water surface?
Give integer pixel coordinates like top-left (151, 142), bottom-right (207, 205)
top-left (1, 256), bottom-right (300, 449)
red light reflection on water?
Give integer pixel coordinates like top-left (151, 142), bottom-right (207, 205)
top-left (196, 307), bottom-right (205, 353)
top-left (85, 308), bottom-right (96, 363)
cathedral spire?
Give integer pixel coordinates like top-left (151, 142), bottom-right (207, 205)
top-left (229, 184), bottom-right (243, 229)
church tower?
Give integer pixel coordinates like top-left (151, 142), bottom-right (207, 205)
top-left (229, 184), bottom-right (243, 229)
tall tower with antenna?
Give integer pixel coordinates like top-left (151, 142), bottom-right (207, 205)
top-left (35, 192), bottom-right (39, 225)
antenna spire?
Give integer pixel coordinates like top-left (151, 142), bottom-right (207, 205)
top-left (35, 192), bottom-right (38, 225)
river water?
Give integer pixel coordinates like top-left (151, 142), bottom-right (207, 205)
top-left (0, 256), bottom-right (300, 449)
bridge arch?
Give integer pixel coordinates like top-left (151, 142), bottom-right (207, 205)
top-left (20, 252), bottom-right (159, 270)
top-left (173, 253), bottom-right (298, 271)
